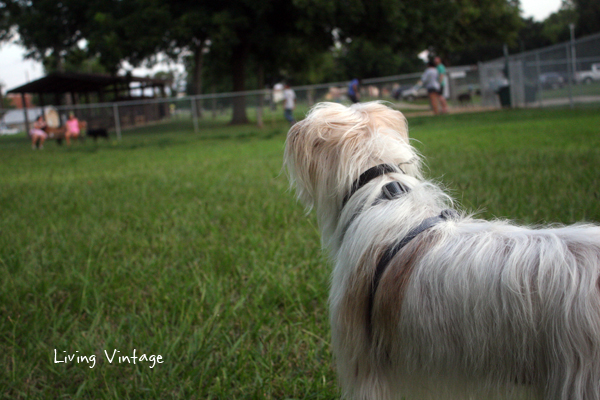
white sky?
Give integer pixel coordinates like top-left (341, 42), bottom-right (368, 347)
top-left (0, 0), bottom-right (564, 92)
top-left (521, 0), bottom-right (563, 21)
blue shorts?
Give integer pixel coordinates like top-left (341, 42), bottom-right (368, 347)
top-left (284, 109), bottom-right (295, 123)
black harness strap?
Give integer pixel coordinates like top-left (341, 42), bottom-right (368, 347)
top-left (366, 209), bottom-right (458, 336)
top-left (340, 181), bottom-right (409, 242)
top-left (339, 164), bottom-right (458, 336)
top-left (342, 164), bottom-right (398, 208)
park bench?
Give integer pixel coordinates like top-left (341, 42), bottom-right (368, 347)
top-left (44, 120), bottom-right (87, 145)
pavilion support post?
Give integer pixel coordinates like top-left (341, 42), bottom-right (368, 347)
top-left (159, 85), bottom-right (168, 118)
top-left (38, 92), bottom-right (45, 116)
top-left (70, 92), bottom-right (78, 119)
top-left (22, 93), bottom-right (30, 136)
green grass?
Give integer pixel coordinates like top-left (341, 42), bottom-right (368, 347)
top-left (407, 108), bottom-right (600, 223)
top-left (1, 106), bottom-right (599, 399)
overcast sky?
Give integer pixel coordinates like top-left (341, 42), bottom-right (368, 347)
top-left (0, 0), bottom-right (563, 92)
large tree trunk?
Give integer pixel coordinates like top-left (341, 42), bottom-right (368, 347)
top-left (230, 42), bottom-right (249, 125)
top-left (192, 42), bottom-right (204, 118)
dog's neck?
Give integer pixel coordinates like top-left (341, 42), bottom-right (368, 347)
top-left (341, 164), bottom-right (401, 209)
top-left (319, 164), bottom-right (409, 254)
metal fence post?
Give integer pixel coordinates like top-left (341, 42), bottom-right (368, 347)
top-left (535, 52), bottom-right (543, 107)
top-left (570, 24), bottom-right (577, 78)
top-left (190, 97), bottom-right (199, 134)
top-left (113, 103), bottom-right (122, 140)
top-left (566, 46), bottom-right (574, 109)
top-left (477, 62), bottom-right (488, 107)
top-left (256, 93), bottom-right (263, 128)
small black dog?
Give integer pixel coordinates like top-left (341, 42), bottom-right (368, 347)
top-left (457, 92), bottom-right (472, 106)
top-left (87, 128), bottom-right (109, 141)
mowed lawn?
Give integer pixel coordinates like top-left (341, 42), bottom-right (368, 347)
top-left (1, 106), bottom-right (599, 399)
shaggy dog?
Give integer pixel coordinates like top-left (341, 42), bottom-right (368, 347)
top-left (283, 101), bottom-right (600, 400)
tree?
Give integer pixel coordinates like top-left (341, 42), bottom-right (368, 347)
top-left (0, 2), bottom-right (11, 42)
top-left (85, 0), bottom-right (171, 75)
top-left (435, 0), bottom-right (522, 61)
top-left (541, 0), bottom-right (578, 44)
top-left (2, 0), bottom-right (88, 72)
top-left (163, 0), bottom-right (213, 102)
top-left (572, 0), bottom-right (600, 36)
top-left (336, 38), bottom-right (424, 78)
top-left (203, 0), bottom-right (335, 124)
top-left (1, 0), bottom-right (169, 75)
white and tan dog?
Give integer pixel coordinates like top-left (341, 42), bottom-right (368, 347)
top-left (284, 101), bottom-right (600, 400)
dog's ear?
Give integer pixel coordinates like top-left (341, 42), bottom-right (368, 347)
top-left (284, 119), bottom-right (320, 207)
top-left (285, 115), bottom-right (345, 208)
top-left (361, 102), bottom-right (409, 142)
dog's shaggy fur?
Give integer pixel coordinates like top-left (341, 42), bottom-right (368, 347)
top-left (283, 101), bottom-right (600, 400)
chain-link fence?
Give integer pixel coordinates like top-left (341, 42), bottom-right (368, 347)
top-left (7, 65), bottom-right (477, 139)
top-left (479, 32), bottom-right (600, 108)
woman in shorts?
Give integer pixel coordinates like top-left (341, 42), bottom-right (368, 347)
top-left (30, 115), bottom-right (48, 149)
top-left (418, 59), bottom-right (441, 115)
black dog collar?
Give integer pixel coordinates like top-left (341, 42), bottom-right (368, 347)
top-left (342, 164), bottom-right (399, 208)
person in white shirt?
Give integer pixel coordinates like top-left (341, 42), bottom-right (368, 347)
top-left (283, 83), bottom-right (296, 125)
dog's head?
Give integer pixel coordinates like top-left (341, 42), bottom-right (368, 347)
top-left (284, 102), bottom-right (422, 213)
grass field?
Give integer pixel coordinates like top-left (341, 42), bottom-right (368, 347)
top-left (1, 106), bottom-right (600, 399)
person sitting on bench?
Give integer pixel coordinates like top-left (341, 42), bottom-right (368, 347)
top-left (65, 113), bottom-right (80, 146)
top-left (30, 115), bottom-right (48, 149)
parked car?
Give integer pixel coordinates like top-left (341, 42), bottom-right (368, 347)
top-left (575, 63), bottom-right (600, 84)
top-left (0, 123), bottom-right (19, 135)
top-left (487, 77), bottom-right (509, 93)
top-left (539, 73), bottom-right (565, 89)
top-left (399, 85), bottom-right (428, 101)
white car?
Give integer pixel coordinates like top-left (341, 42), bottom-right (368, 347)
top-left (575, 63), bottom-right (600, 84)
top-left (0, 124), bottom-right (19, 135)
top-left (400, 85), bottom-right (428, 101)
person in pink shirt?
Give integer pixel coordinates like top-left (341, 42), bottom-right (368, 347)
top-left (65, 113), bottom-right (80, 145)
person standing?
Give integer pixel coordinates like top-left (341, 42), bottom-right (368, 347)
top-left (347, 78), bottom-right (361, 103)
top-left (434, 56), bottom-right (449, 114)
top-left (283, 83), bottom-right (296, 125)
top-left (417, 60), bottom-right (441, 115)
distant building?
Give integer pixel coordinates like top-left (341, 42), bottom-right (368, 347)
top-left (6, 93), bottom-right (33, 109)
